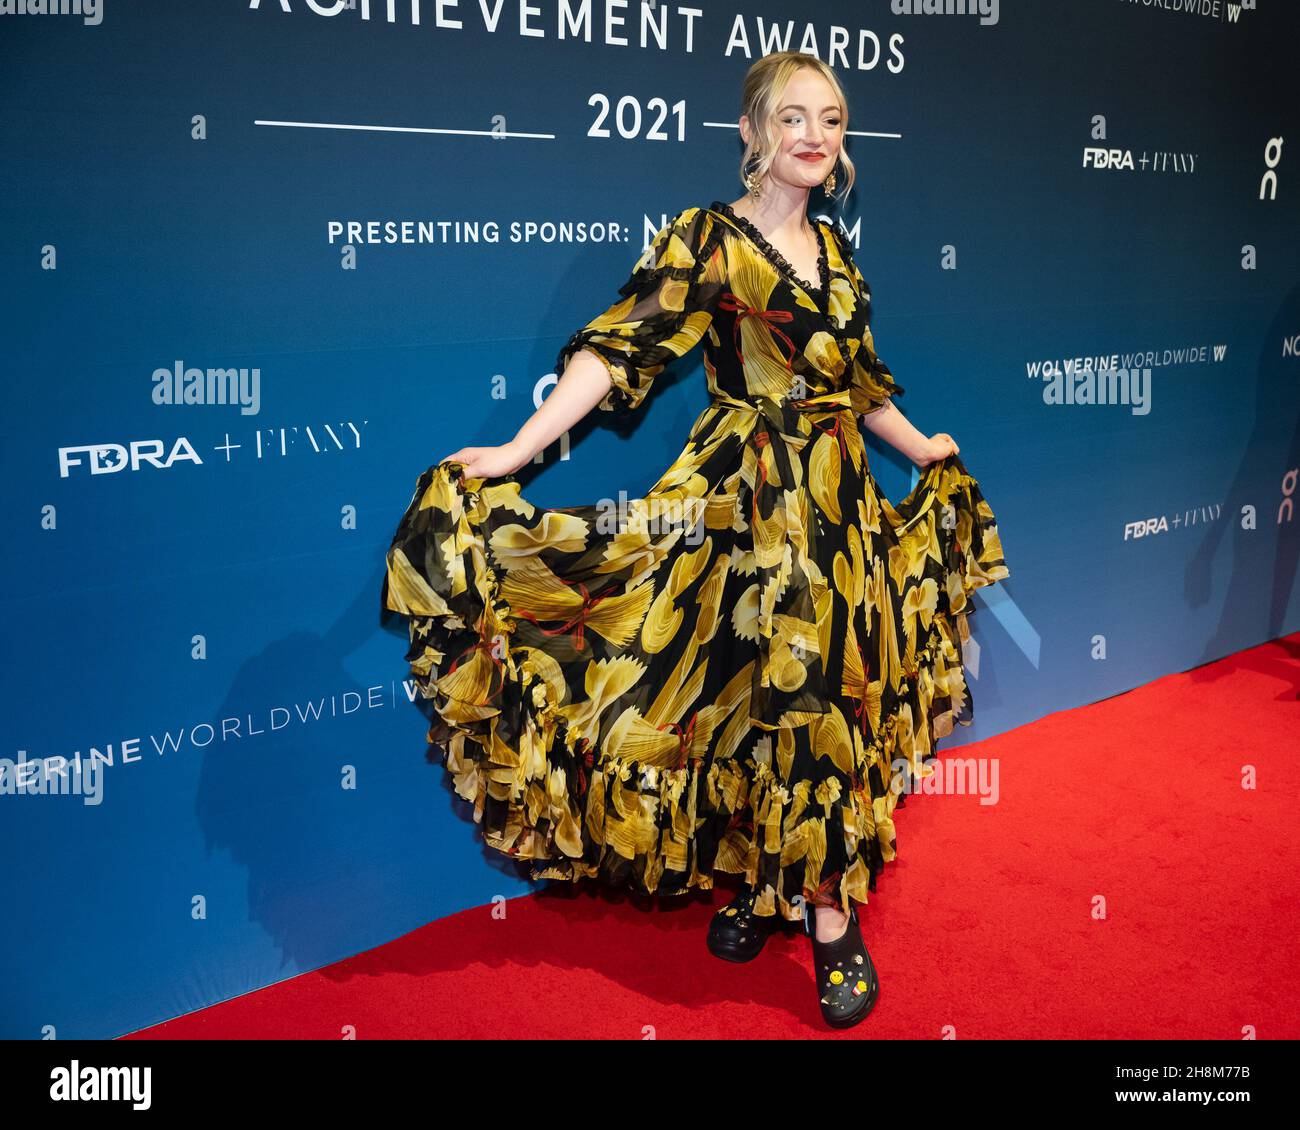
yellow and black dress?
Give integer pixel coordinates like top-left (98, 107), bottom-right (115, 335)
top-left (382, 200), bottom-right (1010, 921)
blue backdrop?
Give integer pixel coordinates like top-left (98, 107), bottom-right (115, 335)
top-left (3, 0), bottom-right (1297, 1039)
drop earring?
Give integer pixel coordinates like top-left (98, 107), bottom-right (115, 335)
top-left (744, 153), bottom-right (764, 199)
top-left (823, 164), bottom-right (838, 195)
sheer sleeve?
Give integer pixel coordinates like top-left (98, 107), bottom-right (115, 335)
top-left (833, 229), bottom-right (906, 415)
top-left (554, 205), bottom-right (725, 415)
top-left (850, 291), bottom-right (907, 415)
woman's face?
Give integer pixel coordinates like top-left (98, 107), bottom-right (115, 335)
top-left (745, 68), bottom-right (845, 194)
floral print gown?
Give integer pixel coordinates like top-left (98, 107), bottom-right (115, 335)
top-left (382, 200), bottom-right (1010, 921)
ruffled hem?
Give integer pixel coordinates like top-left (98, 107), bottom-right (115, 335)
top-left (382, 454), bottom-right (1008, 922)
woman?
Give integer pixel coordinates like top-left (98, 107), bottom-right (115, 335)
top-left (382, 51), bottom-right (1010, 1030)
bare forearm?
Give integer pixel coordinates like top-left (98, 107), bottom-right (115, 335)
top-left (859, 400), bottom-right (930, 466)
top-left (510, 349), bottom-right (613, 461)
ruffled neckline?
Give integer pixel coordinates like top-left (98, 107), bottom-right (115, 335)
top-left (709, 200), bottom-right (830, 302)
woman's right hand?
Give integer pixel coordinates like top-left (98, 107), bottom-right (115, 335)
top-left (914, 433), bottom-right (959, 468)
top-left (439, 439), bottom-right (531, 480)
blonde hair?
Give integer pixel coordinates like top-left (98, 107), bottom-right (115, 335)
top-left (737, 51), bottom-right (855, 206)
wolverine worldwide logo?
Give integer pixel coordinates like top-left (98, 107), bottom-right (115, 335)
top-left (1116, 0), bottom-right (1253, 24)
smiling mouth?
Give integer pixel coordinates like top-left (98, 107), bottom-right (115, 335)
top-left (796, 153), bottom-right (825, 160)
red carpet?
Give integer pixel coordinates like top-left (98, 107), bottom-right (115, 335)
top-left (127, 632), bottom-right (1300, 1040)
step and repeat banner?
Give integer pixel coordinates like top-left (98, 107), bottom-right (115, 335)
top-left (2, 0), bottom-right (1297, 1039)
